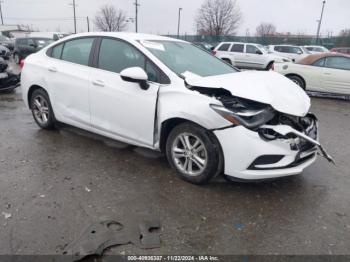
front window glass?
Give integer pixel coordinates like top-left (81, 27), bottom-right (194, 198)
top-left (61, 38), bottom-right (94, 66)
top-left (98, 38), bottom-right (145, 73)
top-left (246, 45), bottom-right (260, 54)
top-left (141, 41), bottom-right (237, 77)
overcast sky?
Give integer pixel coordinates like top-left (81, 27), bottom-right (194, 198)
top-left (2, 0), bottom-right (349, 36)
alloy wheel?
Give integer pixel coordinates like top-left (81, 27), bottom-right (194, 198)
top-left (171, 132), bottom-right (208, 176)
top-left (32, 95), bottom-right (50, 125)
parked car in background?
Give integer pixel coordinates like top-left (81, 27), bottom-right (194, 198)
top-left (330, 47), bottom-right (350, 55)
top-left (0, 57), bottom-right (21, 92)
top-left (192, 42), bottom-right (214, 52)
top-left (269, 45), bottom-right (310, 62)
top-left (26, 32), bottom-right (70, 41)
top-left (274, 53), bottom-right (350, 95)
top-left (13, 37), bottom-right (54, 64)
top-left (0, 45), bottom-right (11, 60)
top-left (304, 45), bottom-right (329, 54)
top-left (0, 35), bottom-right (15, 51)
top-left (21, 32), bottom-right (333, 184)
top-left (213, 42), bottom-right (290, 70)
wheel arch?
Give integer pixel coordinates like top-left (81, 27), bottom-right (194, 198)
top-left (159, 117), bottom-right (225, 178)
top-left (285, 73), bottom-right (306, 89)
top-left (27, 85), bottom-right (47, 109)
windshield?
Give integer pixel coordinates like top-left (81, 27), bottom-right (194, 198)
top-left (141, 40), bottom-right (237, 77)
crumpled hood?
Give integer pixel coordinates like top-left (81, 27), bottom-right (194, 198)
top-left (184, 71), bottom-right (310, 117)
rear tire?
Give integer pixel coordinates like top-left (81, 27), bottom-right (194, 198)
top-left (266, 61), bottom-right (274, 70)
top-left (287, 75), bottom-right (305, 90)
top-left (166, 122), bottom-right (223, 185)
top-left (30, 89), bottom-right (56, 130)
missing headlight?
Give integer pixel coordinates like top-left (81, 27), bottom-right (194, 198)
top-left (210, 96), bottom-right (275, 130)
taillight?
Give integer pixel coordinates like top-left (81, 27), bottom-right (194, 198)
top-left (19, 59), bottom-right (25, 69)
top-left (212, 50), bottom-right (217, 56)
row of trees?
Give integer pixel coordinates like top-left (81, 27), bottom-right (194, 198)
top-left (93, 0), bottom-right (349, 41)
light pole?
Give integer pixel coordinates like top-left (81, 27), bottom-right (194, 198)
top-left (69, 0), bottom-right (77, 33)
top-left (316, 0), bottom-right (326, 44)
top-left (134, 0), bottom-right (140, 33)
top-left (0, 1), bottom-right (4, 26)
top-left (177, 8), bottom-right (182, 38)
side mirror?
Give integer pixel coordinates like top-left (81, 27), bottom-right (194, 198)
top-left (256, 50), bottom-right (263, 55)
top-left (297, 50), bottom-right (302, 55)
top-left (120, 67), bottom-right (149, 90)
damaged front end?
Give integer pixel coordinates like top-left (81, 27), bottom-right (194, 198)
top-left (185, 80), bottom-right (334, 167)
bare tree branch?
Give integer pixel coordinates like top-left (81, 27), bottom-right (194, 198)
top-left (94, 5), bottom-right (128, 32)
top-left (195, 0), bottom-right (242, 36)
top-left (256, 23), bottom-right (277, 37)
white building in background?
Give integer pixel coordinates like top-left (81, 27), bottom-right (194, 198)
top-left (0, 25), bottom-right (30, 38)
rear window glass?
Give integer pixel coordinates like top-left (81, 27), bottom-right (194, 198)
top-left (51, 44), bottom-right (64, 59)
top-left (231, 44), bottom-right (244, 53)
top-left (61, 38), bottom-right (94, 66)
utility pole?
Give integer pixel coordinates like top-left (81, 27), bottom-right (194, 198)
top-left (87, 16), bottom-right (90, 32)
top-left (70, 0), bottom-right (77, 34)
top-left (134, 0), bottom-right (140, 33)
top-left (0, 1), bottom-right (4, 26)
top-left (316, 0), bottom-right (326, 44)
top-left (177, 8), bottom-right (182, 38)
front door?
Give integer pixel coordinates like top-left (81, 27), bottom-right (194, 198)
top-left (89, 38), bottom-right (162, 147)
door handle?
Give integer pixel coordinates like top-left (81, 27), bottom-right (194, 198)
top-left (92, 80), bottom-right (105, 87)
top-left (48, 67), bottom-right (57, 73)
top-left (324, 72), bottom-right (331, 75)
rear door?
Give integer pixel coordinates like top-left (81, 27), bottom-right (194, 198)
top-left (89, 37), bottom-right (164, 147)
top-left (216, 43), bottom-right (233, 61)
top-left (245, 44), bottom-right (265, 69)
top-left (230, 44), bottom-right (245, 68)
top-left (321, 56), bottom-right (350, 95)
top-left (46, 37), bottom-right (95, 128)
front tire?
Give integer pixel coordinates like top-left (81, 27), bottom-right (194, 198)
top-left (287, 75), bottom-right (305, 90)
top-left (30, 89), bottom-right (56, 130)
top-left (166, 122), bottom-right (223, 185)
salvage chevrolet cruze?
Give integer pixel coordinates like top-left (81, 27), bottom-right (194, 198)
top-left (21, 33), bottom-right (333, 184)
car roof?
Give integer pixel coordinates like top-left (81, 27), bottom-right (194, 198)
top-left (297, 53), bottom-right (349, 65)
top-left (219, 42), bottom-right (258, 45)
top-left (60, 32), bottom-right (184, 43)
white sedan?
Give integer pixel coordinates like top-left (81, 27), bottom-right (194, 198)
top-left (20, 32), bottom-right (333, 184)
top-left (274, 53), bottom-right (350, 95)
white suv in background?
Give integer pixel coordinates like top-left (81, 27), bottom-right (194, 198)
top-left (269, 45), bottom-right (310, 62)
top-left (213, 42), bottom-right (290, 70)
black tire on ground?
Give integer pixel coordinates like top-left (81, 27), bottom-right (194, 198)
top-left (287, 75), bottom-right (305, 90)
top-left (222, 58), bottom-right (232, 65)
top-left (165, 122), bottom-right (224, 185)
top-left (266, 62), bottom-right (274, 70)
top-left (14, 53), bottom-right (21, 64)
top-left (30, 89), bottom-right (56, 130)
